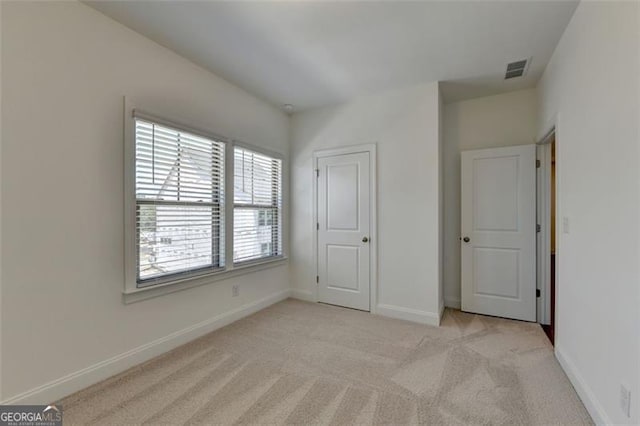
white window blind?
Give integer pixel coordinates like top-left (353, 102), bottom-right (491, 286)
top-left (135, 117), bottom-right (225, 286)
top-left (233, 147), bottom-right (282, 263)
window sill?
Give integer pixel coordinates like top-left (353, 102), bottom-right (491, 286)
top-left (122, 256), bottom-right (288, 304)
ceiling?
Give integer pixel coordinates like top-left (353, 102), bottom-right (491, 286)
top-left (86, 1), bottom-right (578, 112)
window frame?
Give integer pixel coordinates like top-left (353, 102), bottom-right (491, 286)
top-left (133, 117), bottom-right (226, 288)
top-left (124, 100), bottom-right (287, 303)
top-left (232, 145), bottom-right (284, 266)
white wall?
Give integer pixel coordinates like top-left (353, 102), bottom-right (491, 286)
top-left (443, 89), bottom-right (537, 308)
top-left (1, 1), bottom-right (290, 403)
top-left (536, 2), bottom-right (639, 424)
top-left (290, 82), bottom-right (443, 325)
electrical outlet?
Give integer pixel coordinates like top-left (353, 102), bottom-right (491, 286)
top-left (562, 217), bottom-right (570, 234)
top-left (232, 284), bottom-right (239, 297)
top-left (620, 385), bottom-right (631, 418)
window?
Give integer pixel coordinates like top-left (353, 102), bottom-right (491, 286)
top-left (234, 147), bottom-right (283, 263)
top-left (134, 117), bottom-right (225, 286)
top-left (126, 108), bottom-right (286, 298)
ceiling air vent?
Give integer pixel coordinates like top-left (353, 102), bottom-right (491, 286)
top-left (505, 59), bottom-right (529, 79)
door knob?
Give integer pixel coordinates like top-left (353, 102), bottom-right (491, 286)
top-left (362, 236), bottom-right (369, 243)
top-left (463, 237), bottom-right (470, 243)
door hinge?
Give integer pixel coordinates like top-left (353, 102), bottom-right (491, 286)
top-left (536, 224), bottom-right (541, 233)
top-left (316, 275), bottom-right (319, 284)
top-left (536, 159), bottom-right (541, 168)
top-left (317, 222), bottom-right (320, 230)
top-left (536, 289), bottom-right (541, 298)
top-left (315, 168), bottom-right (319, 178)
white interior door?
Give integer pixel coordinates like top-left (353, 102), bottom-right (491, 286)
top-left (461, 145), bottom-right (536, 321)
top-left (317, 151), bottom-right (370, 311)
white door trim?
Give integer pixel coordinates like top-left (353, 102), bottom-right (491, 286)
top-left (536, 143), bottom-right (547, 324)
top-left (537, 119), bottom-right (560, 336)
top-left (312, 144), bottom-right (377, 314)
top-left (536, 140), bottom-right (552, 325)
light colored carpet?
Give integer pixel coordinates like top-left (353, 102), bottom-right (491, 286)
top-left (60, 299), bottom-right (592, 425)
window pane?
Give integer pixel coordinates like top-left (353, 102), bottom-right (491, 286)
top-left (234, 148), bottom-right (281, 206)
top-left (136, 119), bottom-right (225, 203)
top-left (234, 207), bottom-right (279, 263)
top-left (138, 204), bottom-right (222, 281)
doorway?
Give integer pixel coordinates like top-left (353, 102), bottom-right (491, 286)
top-left (313, 144), bottom-right (377, 311)
top-left (537, 132), bottom-right (556, 344)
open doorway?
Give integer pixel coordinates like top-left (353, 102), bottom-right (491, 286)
top-left (537, 130), bottom-right (556, 344)
top-left (542, 138), bottom-right (556, 343)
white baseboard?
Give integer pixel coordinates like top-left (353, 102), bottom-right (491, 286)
top-left (376, 303), bottom-right (440, 326)
top-left (290, 288), bottom-right (314, 302)
top-left (555, 346), bottom-right (609, 425)
top-left (444, 297), bottom-right (461, 309)
top-left (1, 289), bottom-right (291, 405)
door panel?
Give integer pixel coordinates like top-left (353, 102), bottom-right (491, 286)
top-left (474, 156), bottom-right (519, 231)
top-left (473, 248), bottom-right (520, 298)
top-left (327, 245), bottom-right (360, 291)
top-left (327, 164), bottom-right (359, 230)
top-left (461, 145), bottom-right (536, 321)
top-left (318, 152), bottom-right (370, 311)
